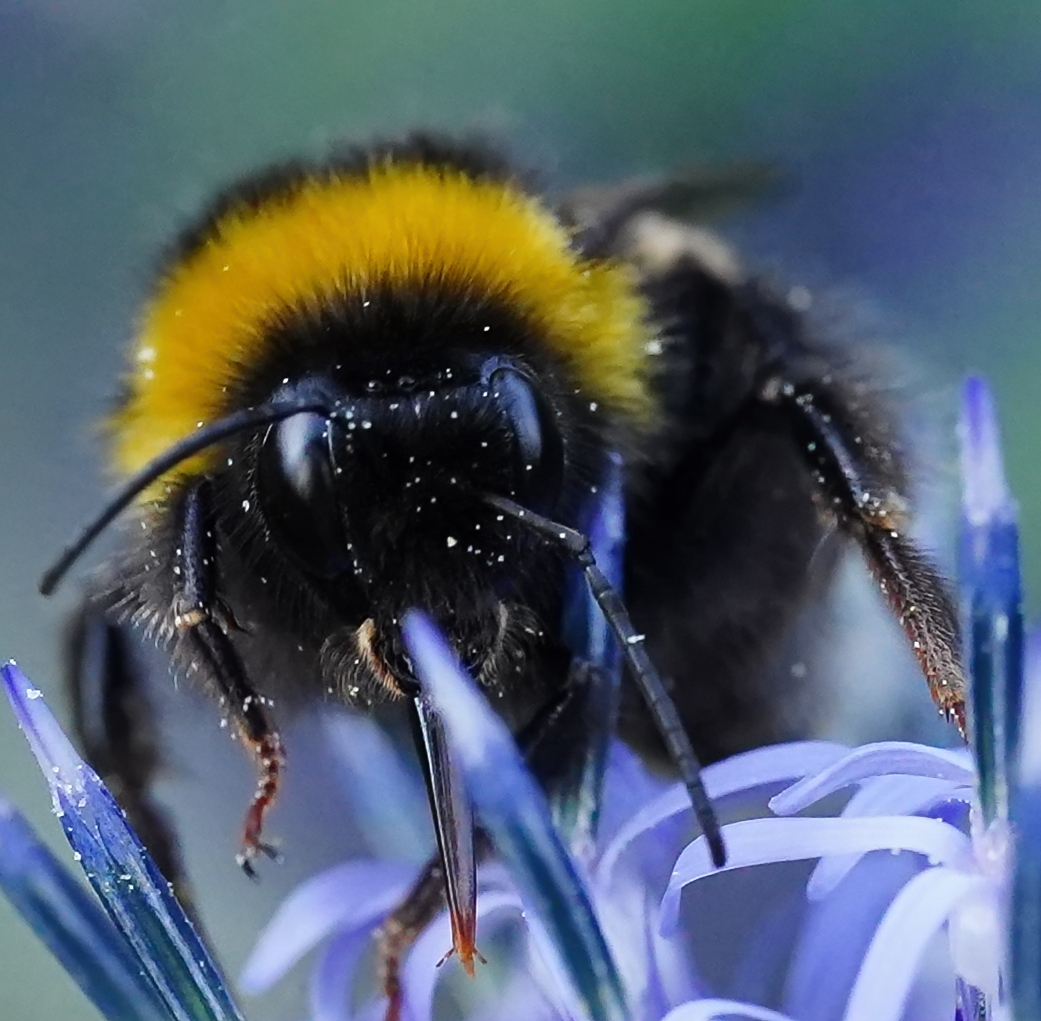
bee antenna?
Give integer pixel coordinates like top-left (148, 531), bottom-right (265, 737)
top-left (40, 399), bottom-right (331, 597)
top-left (485, 493), bottom-right (727, 868)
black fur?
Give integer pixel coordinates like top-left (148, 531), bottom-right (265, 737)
top-left (64, 134), bottom-right (964, 897)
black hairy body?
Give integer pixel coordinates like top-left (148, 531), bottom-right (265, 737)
top-left (52, 134), bottom-right (964, 1006)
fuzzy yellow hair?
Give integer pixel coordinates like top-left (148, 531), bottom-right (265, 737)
top-left (111, 161), bottom-right (652, 483)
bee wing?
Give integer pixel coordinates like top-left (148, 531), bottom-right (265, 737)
top-left (558, 160), bottom-right (786, 255)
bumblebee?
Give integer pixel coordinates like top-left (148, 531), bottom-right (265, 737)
top-left (43, 135), bottom-right (965, 1014)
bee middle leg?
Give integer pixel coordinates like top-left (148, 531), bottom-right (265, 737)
top-left (174, 479), bottom-right (284, 876)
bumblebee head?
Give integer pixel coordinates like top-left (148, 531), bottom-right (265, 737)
top-left (43, 141), bottom-right (655, 681)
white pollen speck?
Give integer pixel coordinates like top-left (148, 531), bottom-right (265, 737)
top-left (626, 634), bottom-right (646, 645)
top-left (645, 339), bottom-right (663, 355)
top-left (26, 688), bottom-right (42, 700)
top-left (446, 536), bottom-right (458, 548)
top-left (483, 325), bottom-right (491, 332)
top-left (589, 402), bottom-right (598, 412)
top-left (361, 420), bottom-right (372, 429)
top-left (227, 458), bottom-right (234, 466)
top-left (362, 300), bottom-right (371, 308)
top-left (450, 411), bottom-right (459, 419)
top-left (242, 500), bottom-right (251, 512)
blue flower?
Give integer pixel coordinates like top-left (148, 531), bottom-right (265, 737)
top-left (0, 374), bottom-right (1032, 1021)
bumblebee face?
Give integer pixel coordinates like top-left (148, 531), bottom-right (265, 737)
top-left (255, 353), bottom-right (567, 685)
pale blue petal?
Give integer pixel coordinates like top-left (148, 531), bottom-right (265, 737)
top-left (661, 998), bottom-right (795, 1021)
top-left (805, 775), bottom-right (967, 900)
top-left (240, 860), bottom-right (416, 993)
top-left (597, 742), bottom-right (849, 883)
top-left (465, 973), bottom-right (560, 1021)
top-left (322, 711), bottom-right (430, 860)
top-left (661, 816), bottom-right (971, 936)
top-left (785, 849), bottom-right (923, 1021)
top-left (842, 868), bottom-right (984, 1021)
top-left (594, 741), bottom-right (672, 862)
top-left (768, 743), bottom-right (973, 816)
top-left (309, 930), bottom-right (368, 1021)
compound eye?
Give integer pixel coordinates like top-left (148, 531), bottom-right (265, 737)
top-left (487, 366), bottom-right (565, 514)
top-left (258, 412), bottom-right (352, 578)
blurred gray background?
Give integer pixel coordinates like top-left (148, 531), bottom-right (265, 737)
top-left (1, 1), bottom-right (1040, 1018)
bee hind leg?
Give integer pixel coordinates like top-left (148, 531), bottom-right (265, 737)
top-left (743, 282), bottom-right (967, 732)
top-left (66, 602), bottom-right (193, 905)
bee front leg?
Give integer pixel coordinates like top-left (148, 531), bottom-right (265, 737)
top-left (174, 480), bottom-right (284, 877)
top-left (374, 658), bottom-right (601, 1021)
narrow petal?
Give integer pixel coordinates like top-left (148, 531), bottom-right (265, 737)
top-left (768, 743), bottom-right (973, 816)
top-left (1010, 763), bottom-right (1041, 1020)
top-left (308, 928), bottom-right (378, 1019)
top-left (402, 612), bottom-right (629, 1021)
top-left (960, 377), bottom-right (1023, 825)
top-left (0, 798), bottom-right (168, 1021)
top-left (661, 816), bottom-right (971, 936)
top-left (597, 742), bottom-right (849, 883)
top-left (842, 868), bottom-right (985, 1021)
top-left (960, 376), bottom-right (1014, 527)
top-left (805, 775), bottom-right (966, 900)
top-left (240, 860), bottom-right (416, 993)
top-left (1018, 628), bottom-right (1041, 785)
top-left (556, 457), bottom-right (626, 852)
top-left (785, 849), bottom-right (924, 1021)
top-left (309, 930), bottom-right (370, 1021)
top-left (322, 711), bottom-right (429, 859)
top-left (661, 998), bottom-right (795, 1021)
top-left (2, 662), bottom-right (244, 1021)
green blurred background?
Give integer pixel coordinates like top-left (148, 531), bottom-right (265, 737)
top-left (1, 1), bottom-right (1040, 1017)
